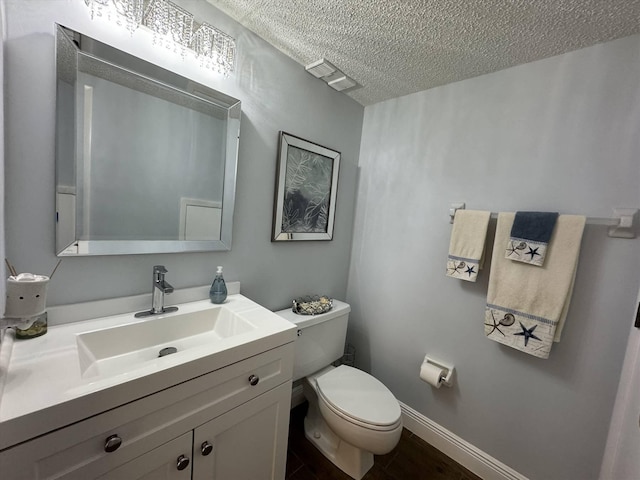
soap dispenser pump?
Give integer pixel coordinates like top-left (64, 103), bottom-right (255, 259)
top-left (209, 266), bottom-right (227, 304)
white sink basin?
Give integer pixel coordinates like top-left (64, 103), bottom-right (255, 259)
top-left (0, 294), bottom-right (297, 451)
top-left (76, 306), bottom-right (256, 378)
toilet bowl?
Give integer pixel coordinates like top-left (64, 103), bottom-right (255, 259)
top-left (302, 366), bottom-right (402, 479)
top-left (275, 300), bottom-right (402, 480)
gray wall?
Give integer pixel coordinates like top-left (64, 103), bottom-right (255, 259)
top-left (4, 0), bottom-right (363, 310)
top-left (6, 1), bottom-right (640, 478)
top-left (347, 35), bottom-right (640, 480)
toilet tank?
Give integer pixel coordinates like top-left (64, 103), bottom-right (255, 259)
top-left (275, 300), bottom-right (350, 381)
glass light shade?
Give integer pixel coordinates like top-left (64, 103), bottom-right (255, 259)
top-left (112, 0), bottom-right (144, 34)
top-left (143, 0), bottom-right (194, 56)
top-left (84, 0), bottom-right (112, 19)
top-left (191, 23), bottom-right (236, 76)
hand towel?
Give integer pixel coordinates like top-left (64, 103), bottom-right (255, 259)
top-left (485, 212), bottom-right (586, 359)
top-left (505, 211), bottom-right (559, 266)
top-left (446, 210), bottom-right (491, 282)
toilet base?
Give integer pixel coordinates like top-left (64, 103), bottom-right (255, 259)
top-left (303, 405), bottom-right (374, 480)
top-left (303, 376), bottom-right (374, 480)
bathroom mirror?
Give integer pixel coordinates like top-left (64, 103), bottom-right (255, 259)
top-left (55, 25), bottom-right (241, 256)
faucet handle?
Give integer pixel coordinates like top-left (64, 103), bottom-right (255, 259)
top-left (153, 265), bottom-right (168, 275)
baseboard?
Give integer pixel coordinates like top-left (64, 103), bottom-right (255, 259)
top-left (400, 402), bottom-right (528, 480)
top-left (288, 390), bottom-right (526, 479)
top-left (291, 384), bottom-right (306, 409)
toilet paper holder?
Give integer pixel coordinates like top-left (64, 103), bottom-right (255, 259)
top-left (423, 355), bottom-right (455, 387)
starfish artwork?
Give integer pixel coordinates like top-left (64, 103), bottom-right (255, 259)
top-left (485, 311), bottom-right (505, 337)
top-left (513, 322), bottom-right (541, 346)
top-left (465, 265), bottom-right (475, 277)
top-left (447, 261), bottom-right (466, 275)
top-left (526, 247), bottom-right (540, 260)
top-left (506, 242), bottom-right (521, 257)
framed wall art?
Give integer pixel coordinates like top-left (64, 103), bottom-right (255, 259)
top-left (272, 132), bottom-right (340, 241)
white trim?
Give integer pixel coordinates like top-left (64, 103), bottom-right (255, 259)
top-left (82, 85), bottom-right (93, 236)
top-left (0, 3), bottom-right (5, 318)
top-left (400, 401), bottom-right (528, 480)
top-left (599, 287), bottom-right (640, 479)
top-left (287, 392), bottom-right (527, 479)
top-left (178, 197), bottom-right (222, 240)
top-left (290, 383), bottom-right (306, 409)
top-left (56, 185), bottom-right (77, 195)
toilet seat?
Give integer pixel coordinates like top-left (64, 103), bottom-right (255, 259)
top-left (315, 365), bottom-right (401, 431)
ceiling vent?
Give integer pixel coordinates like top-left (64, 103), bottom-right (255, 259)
top-left (305, 58), bottom-right (358, 92)
top-left (328, 75), bottom-right (357, 91)
top-left (305, 59), bottom-right (337, 78)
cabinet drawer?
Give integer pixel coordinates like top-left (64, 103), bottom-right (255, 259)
top-left (97, 432), bottom-right (193, 480)
top-left (0, 342), bottom-right (293, 480)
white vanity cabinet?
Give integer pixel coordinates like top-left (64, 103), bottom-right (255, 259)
top-left (0, 343), bottom-right (294, 480)
top-left (100, 383), bottom-right (291, 480)
top-left (192, 383), bottom-right (291, 479)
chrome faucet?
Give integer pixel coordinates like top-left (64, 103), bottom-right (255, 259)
top-left (135, 265), bottom-right (178, 318)
top-left (151, 265), bottom-right (173, 313)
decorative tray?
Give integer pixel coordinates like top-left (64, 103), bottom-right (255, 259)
top-left (292, 295), bottom-right (333, 315)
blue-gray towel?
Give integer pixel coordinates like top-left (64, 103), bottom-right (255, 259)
top-left (505, 211), bottom-right (558, 266)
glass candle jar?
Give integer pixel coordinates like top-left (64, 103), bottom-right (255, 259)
top-left (15, 311), bottom-right (48, 339)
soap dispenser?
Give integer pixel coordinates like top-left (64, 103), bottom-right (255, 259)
top-left (209, 266), bottom-right (227, 304)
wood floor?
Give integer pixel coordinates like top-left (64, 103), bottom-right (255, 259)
top-left (286, 402), bottom-right (483, 480)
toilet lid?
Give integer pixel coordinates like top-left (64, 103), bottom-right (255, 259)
top-left (315, 365), bottom-right (401, 427)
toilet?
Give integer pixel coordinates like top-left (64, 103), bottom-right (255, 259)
top-left (276, 300), bottom-right (402, 480)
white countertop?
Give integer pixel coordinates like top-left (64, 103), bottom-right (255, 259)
top-left (0, 294), bottom-right (296, 450)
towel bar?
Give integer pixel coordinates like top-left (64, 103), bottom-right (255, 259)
top-left (448, 204), bottom-right (637, 238)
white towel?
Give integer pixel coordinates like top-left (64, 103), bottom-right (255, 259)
top-left (446, 210), bottom-right (491, 282)
top-left (484, 213), bottom-right (586, 359)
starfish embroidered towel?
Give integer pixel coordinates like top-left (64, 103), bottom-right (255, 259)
top-left (446, 210), bottom-right (491, 282)
top-left (505, 211), bottom-right (559, 266)
top-left (485, 212), bottom-right (586, 359)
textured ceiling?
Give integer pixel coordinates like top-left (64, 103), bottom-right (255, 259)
top-left (207, 0), bottom-right (640, 106)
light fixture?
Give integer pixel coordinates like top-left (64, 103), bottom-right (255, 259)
top-left (191, 23), bottom-right (236, 76)
top-left (143, 0), bottom-right (193, 56)
top-left (305, 59), bottom-right (336, 78)
top-left (305, 58), bottom-right (359, 93)
top-left (114, 0), bottom-right (144, 34)
top-left (83, 0), bottom-right (236, 77)
top-left (84, 0), bottom-right (111, 20)
top-left (84, 0), bottom-right (143, 34)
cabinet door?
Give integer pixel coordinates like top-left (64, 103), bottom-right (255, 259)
top-left (97, 432), bottom-right (193, 480)
top-left (193, 382), bottom-right (291, 480)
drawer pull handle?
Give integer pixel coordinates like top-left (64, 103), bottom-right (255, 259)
top-left (104, 434), bottom-right (122, 453)
top-left (176, 454), bottom-right (190, 471)
top-left (201, 441), bottom-right (214, 456)
top-left (248, 374), bottom-right (259, 386)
